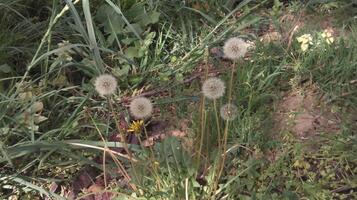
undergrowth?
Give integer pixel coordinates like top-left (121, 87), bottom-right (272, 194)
top-left (0, 0), bottom-right (356, 199)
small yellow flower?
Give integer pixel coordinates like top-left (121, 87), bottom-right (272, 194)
top-left (127, 120), bottom-right (144, 134)
top-left (301, 43), bottom-right (309, 52)
top-left (321, 29), bottom-right (334, 44)
top-left (297, 34), bottom-right (313, 44)
top-left (296, 34), bottom-right (313, 52)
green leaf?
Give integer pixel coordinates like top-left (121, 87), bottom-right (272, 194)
top-left (282, 191), bottom-right (298, 200)
top-left (104, 0), bottom-right (142, 40)
top-left (113, 65), bottom-right (130, 76)
top-left (0, 64), bottom-right (12, 73)
top-left (129, 75), bottom-right (144, 86)
top-left (125, 46), bottom-right (140, 58)
top-left (147, 11), bottom-right (160, 24)
top-left (125, 23), bottom-right (143, 35)
top-left (122, 37), bottom-right (137, 45)
top-left (140, 11), bottom-right (160, 26)
top-left (96, 5), bottom-right (125, 34)
top-left (175, 73), bottom-right (184, 82)
top-left (184, 7), bottom-right (216, 24)
top-left (142, 32), bottom-right (156, 49)
top-left (124, 3), bottom-right (145, 20)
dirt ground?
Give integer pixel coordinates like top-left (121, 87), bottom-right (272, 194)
top-left (274, 85), bottom-right (340, 140)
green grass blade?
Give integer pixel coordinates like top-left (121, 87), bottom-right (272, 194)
top-left (82, 0), bottom-right (104, 74)
top-left (2, 176), bottom-right (66, 200)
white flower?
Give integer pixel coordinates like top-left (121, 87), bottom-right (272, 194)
top-left (223, 37), bottom-right (251, 60)
top-left (202, 77), bottom-right (226, 100)
top-left (94, 74), bottom-right (117, 96)
top-left (129, 97), bottom-right (153, 119)
top-left (220, 104), bottom-right (238, 121)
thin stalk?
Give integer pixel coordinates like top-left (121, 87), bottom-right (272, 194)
top-left (87, 108), bottom-right (137, 191)
top-left (143, 127), bottom-right (163, 189)
top-left (135, 135), bottom-right (146, 185)
top-left (0, 142), bottom-right (14, 168)
top-left (43, 32), bottom-right (51, 87)
top-left (107, 98), bottom-right (131, 157)
top-left (102, 148), bottom-right (107, 189)
top-left (43, 3), bottom-right (54, 88)
top-left (227, 61), bottom-right (236, 104)
top-left (205, 112), bottom-right (210, 168)
top-left (185, 178), bottom-right (189, 200)
top-left (213, 100), bottom-right (221, 151)
top-left (107, 150), bottom-right (137, 191)
top-left (197, 106), bottom-right (205, 167)
top-left (196, 47), bottom-right (210, 170)
top-left (143, 126), bottom-right (156, 163)
top-left (220, 60), bottom-right (237, 171)
top-left (106, 97), bottom-right (140, 186)
top-left (212, 60), bottom-right (236, 197)
top-left (218, 120), bottom-right (230, 181)
top-left (87, 113), bottom-right (110, 189)
top-left (20, 0), bottom-right (81, 86)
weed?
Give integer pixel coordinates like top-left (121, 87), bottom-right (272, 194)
top-left (0, 1), bottom-right (356, 199)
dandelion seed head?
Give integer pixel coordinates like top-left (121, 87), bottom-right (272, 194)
top-left (202, 77), bottom-right (225, 100)
top-left (220, 104), bottom-right (238, 121)
top-left (129, 97), bottom-right (153, 119)
top-left (223, 37), bottom-right (250, 60)
top-left (94, 74), bottom-right (117, 96)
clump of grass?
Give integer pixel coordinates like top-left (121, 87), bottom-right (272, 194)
top-left (1, 1), bottom-right (357, 199)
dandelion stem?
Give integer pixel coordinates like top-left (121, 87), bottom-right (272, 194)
top-left (227, 61), bottom-right (236, 104)
top-left (212, 60), bottom-right (236, 197)
top-left (220, 61), bottom-right (236, 178)
top-left (197, 47), bottom-right (209, 172)
top-left (107, 97), bottom-right (140, 187)
top-left (143, 127), bottom-right (155, 159)
top-left (197, 100), bottom-right (205, 171)
top-left (107, 98), bottom-right (131, 158)
top-left (68, 140), bottom-right (135, 190)
top-left (103, 148), bottom-right (107, 189)
top-left (143, 126), bottom-right (163, 189)
top-left (213, 100), bottom-right (221, 150)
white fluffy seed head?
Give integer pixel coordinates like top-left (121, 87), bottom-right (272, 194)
top-left (129, 97), bottom-right (153, 119)
top-left (202, 77), bottom-right (225, 100)
top-left (94, 74), bottom-right (117, 96)
top-left (223, 37), bottom-right (250, 60)
top-left (220, 104), bottom-right (238, 121)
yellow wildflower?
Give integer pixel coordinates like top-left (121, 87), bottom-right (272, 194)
top-left (301, 43), bottom-right (309, 52)
top-left (321, 29), bottom-right (334, 44)
top-left (127, 120), bottom-right (144, 134)
top-left (296, 34), bottom-right (313, 52)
